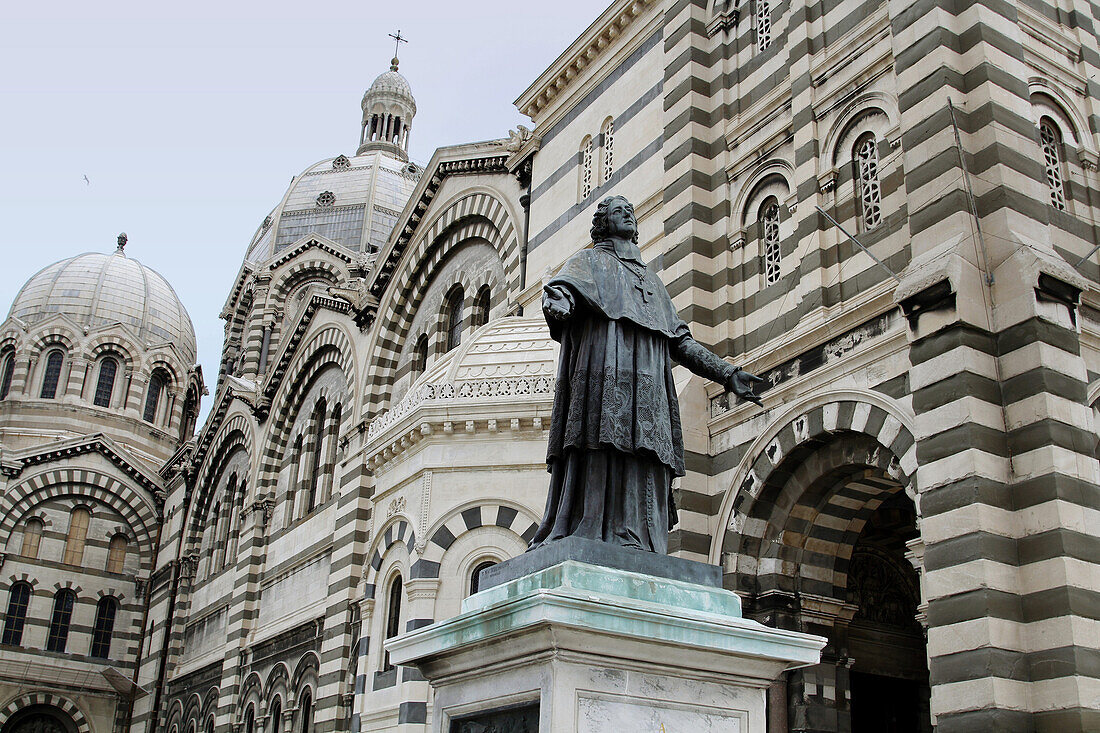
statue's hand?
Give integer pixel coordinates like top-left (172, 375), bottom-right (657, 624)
top-left (542, 287), bottom-right (573, 322)
top-left (727, 368), bottom-right (764, 406)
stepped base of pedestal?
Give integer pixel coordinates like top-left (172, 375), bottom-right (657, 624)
top-left (387, 560), bottom-right (826, 733)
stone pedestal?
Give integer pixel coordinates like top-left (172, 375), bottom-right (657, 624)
top-left (387, 556), bottom-right (826, 732)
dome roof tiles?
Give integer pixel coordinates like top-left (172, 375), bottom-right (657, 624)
top-left (9, 250), bottom-right (198, 366)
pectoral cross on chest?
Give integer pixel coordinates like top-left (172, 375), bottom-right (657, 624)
top-left (635, 278), bottom-right (655, 303)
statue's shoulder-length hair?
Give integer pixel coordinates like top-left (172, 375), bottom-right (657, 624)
top-left (590, 195), bottom-right (639, 244)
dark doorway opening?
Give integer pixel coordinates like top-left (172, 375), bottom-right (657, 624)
top-left (1, 705), bottom-right (79, 733)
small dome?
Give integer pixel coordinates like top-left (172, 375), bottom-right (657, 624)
top-left (9, 250), bottom-right (198, 366)
top-left (364, 70), bottom-right (415, 106)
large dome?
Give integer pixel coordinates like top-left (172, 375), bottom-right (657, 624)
top-left (9, 249), bottom-right (198, 365)
top-left (243, 150), bottom-right (421, 264)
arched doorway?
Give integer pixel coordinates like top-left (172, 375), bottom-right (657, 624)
top-left (721, 408), bottom-right (931, 733)
top-left (1, 705), bottom-right (78, 733)
top-left (845, 493), bottom-right (930, 733)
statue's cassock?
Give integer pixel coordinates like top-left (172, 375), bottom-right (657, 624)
top-left (531, 224), bottom-right (749, 553)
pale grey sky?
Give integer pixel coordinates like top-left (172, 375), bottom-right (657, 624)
top-left (0, 1), bottom-right (601, 417)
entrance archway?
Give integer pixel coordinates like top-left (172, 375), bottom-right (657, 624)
top-left (719, 399), bottom-right (931, 733)
top-left (1, 706), bottom-right (78, 733)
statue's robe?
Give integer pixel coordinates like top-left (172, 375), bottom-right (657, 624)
top-left (531, 240), bottom-right (736, 553)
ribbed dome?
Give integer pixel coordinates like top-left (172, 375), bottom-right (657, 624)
top-left (9, 250), bottom-right (198, 365)
top-left (364, 70), bottom-right (415, 106)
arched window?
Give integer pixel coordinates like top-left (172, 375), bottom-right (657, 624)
top-left (46, 589), bottom-right (76, 652)
top-left (286, 435), bottom-right (302, 527)
top-left (2, 582), bottom-right (32, 646)
top-left (106, 533), bottom-right (128, 574)
top-left (472, 286), bottom-right (491, 329)
top-left (93, 357), bottom-right (118, 407)
top-left (853, 133), bottom-right (882, 231)
top-left (243, 706), bottom-right (255, 733)
top-left (0, 349), bottom-right (15, 399)
top-left (1040, 118), bottom-right (1067, 211)
top-left (20, 518), bottom-right (43, 559)
top-left (413, 335), bottom-right (429, 378)
top-left (324, 404), bottom-right (341, 503)
top-left (601, 118), bottom-right (615, 183)
top-left (445, 287), bottom-right (465, 353)
top-left (580, 136), bottom-right (594, 200)
top-left (757, 0), bottom-right (772, 51)
top-left (180, 389), bottom-right (198, 440)
top-left (269, 699), bottom-right (282, 733)
top-left (90, 596), bottom-right (118, 658)
top-left (760, 197), bottom-right (781, 285)
top-left (204, 716), bottom-right (214, 733)
top-left (469, 560), bottom-right (497, 597)
top-left (144, 371), bottom-right (166, 423)
top-left (306, 399), bottom-right (327, 514)
top-left (381, 574), bottom-right (403, 671)
top-left (63, 507), bottom-right (91, 566)
top-left (40, 349), bottom-right (64, 399)
top-left (298, 690), bottom-right (313, 733)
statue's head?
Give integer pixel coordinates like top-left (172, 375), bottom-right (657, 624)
top-left (591, 195), bottom-right (638, 244)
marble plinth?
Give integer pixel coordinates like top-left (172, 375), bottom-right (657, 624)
top-left (387, 560), bottom-right (826, 733)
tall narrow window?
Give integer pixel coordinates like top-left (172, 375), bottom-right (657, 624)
top-left (580, 137), bottom-right (594, 200)
top-left (93, 357), bottom-right (118, 407)
top-left (63, 507), bottom-right (91, 566)
top-left (854, 133), bottom-right (882, 230)
top-left (2, 582), bottom-right (31, 646)
top-left (602, 119), bottom-right (615, 183)
top-left (0, 350), bottom-right (14, 399)
top-left (46, 589), bottom-right (76, 652)
top-left (306, 400), bottom-right (326, 514)
top-left (760, 198), bottom-right (781, 285)
top-left (473, 286), bottom-right (491, 329)
top-left (285, 435), bottom-right (302, 527)
top-left (445, 287), bottom-right (464, 352)
top-left (324, 404), bottom-right (341, 503)
top-left (180, 390), bottom-right (198, 440)
top-left (413, 335), bottom-right (428, 378)
top-left (1040, 119), bottom-right (1067, 211)
top-left (469, 560), bottom-right (497, 597)
top-left (244, 707), bottom-right (255, 733)
top-left (40, 349), bottom-right (64, 399)
top-left (757, 0), bottom-right (772, 51)
top-left (270, 700), bottom-right (282, 733)
top-left (381, 575), bottom-right (402, 671)
top-left (20, 519), bottom-right (43, 559)
top-left (106, 533), bottom-right (128, 574)
top-left (205, 717), bottom-right (214, 733)
top-left (299, 691), bottom-right (312, 733)
top-left (144, 372), bottom-right (165, 423)
top-left (90, 596), bottom-right (118, 658)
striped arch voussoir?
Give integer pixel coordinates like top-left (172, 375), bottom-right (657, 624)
top-left (366, 191), bottom-right (520, 415)
top-left (0, 692), bottom-right (91, 733)
top-left (363, 519), bottom-right (416, 597)
top-left (273, 260), bottom-right (343, 300)
top-left (0, 468), bottom-right (158, 566)
top-left (720, 398), bottom-right (917, 597)
top-left (419, 503), bottom-right (540, 571)
top-left (260, 327), bottom-right (353, 485)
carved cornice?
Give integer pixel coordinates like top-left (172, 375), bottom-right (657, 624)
top-left (4, 433), bottom-right (165, 500)
top-left (514, 0), bottom-right (657, 121)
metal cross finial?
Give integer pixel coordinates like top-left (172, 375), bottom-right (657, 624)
top-left (389, 30), bottom-right (407, 67)
top-left (117, 232), bottom-right (127, 252)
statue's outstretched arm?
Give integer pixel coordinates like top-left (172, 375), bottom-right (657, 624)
top-left (670, 330), bottom-right (764, 406)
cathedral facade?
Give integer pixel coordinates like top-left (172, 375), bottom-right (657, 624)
top-left (2, 0), bottom-right (1098, 732)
